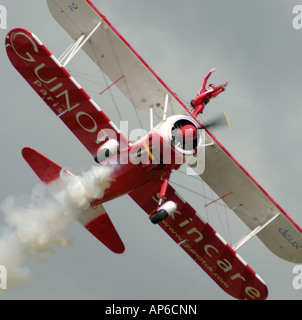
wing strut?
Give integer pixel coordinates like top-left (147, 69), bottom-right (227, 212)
top-left (149, 105), bottom-right (154, 130)
top-left (163, 93), bottom-right (169, 121)
top-left (232, 212), bottom-right (280, 251)
top-left (59, 21), bottom-right (102, 67)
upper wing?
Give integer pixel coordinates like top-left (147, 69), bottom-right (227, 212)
top-left (6, 28), bottom-right (129, 156)
top-left (129, 179), bottom-right (268, 300)
top-left (47, 0), bottom-right (191, 120)
top-left (189, 130), bottom-right (302, 262)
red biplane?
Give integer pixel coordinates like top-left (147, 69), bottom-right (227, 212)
top-left (5, 0), bottom-right (302, 300)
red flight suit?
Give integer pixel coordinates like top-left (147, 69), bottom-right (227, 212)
top-left (191, 71), bottom-right (227, 116)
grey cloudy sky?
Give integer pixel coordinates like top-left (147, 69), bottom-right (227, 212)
top-left (1, 0), bottom-right (302, 300)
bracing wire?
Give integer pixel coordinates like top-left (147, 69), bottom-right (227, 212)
top-left (104, 30), bottom-right (144, 130)
top-left (172, 168), bottom-right (233, 244)
top-left (100, 70), bottom-right (124, 121)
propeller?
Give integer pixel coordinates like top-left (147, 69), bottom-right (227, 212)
top-left (171, 120), bottom-right (198, 151)
top-left (170, 112), bottom-right (231, 151)
top-left (198, 112), bottom-right (231, 130)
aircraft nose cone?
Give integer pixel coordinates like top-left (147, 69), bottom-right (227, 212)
top-left (178, 124), bottom-right (197, 140)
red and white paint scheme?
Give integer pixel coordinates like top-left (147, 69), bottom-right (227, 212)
top-left (5, 0), bottom-right (302, 300)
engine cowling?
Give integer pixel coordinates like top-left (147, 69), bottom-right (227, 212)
top-left (148, 115), bottom-right (203, 166)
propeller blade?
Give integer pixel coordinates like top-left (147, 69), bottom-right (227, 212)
top-left (199, 112), bottom-right (231, 130)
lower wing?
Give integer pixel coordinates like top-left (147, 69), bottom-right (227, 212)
top-left (129, 179), bottom-right (268, 300)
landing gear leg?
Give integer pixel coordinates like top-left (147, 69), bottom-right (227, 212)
top-left (157, 171), bottom-right (170, 207)
top-left (149, 172), bottom-right (176, 224)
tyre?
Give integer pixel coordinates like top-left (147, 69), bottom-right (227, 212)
top-left (149, 209), bottom-right (169, 224)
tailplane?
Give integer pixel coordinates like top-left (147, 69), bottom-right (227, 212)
top-left (22, 147), bottom-right (125, 254)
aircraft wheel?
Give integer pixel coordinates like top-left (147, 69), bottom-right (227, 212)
top-left (149, 209), bottom-right (169, 224)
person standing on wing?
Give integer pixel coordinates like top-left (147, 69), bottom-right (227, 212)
top-left (191, 67), bottom-right (228, 116)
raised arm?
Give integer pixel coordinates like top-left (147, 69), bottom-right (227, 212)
top-left (198, 67), bottom-right (217, 94)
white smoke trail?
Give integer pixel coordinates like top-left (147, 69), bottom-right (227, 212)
top-left (0, 165), bottom-right (113, 289)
